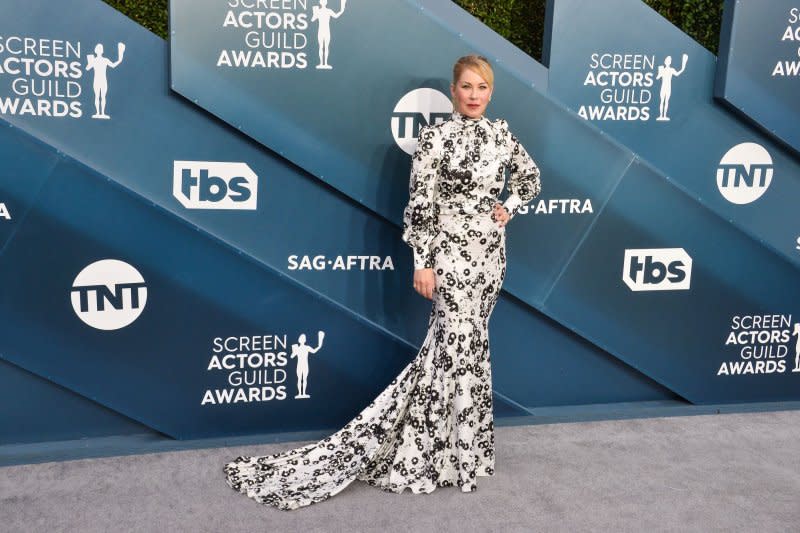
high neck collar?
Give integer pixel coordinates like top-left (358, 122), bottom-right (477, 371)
top-left (451, 109), bottom-right (485, 124)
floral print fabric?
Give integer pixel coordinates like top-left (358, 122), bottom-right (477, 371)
top-left (223, 110), bottom-right (542, 510)
top-left (402, 110), bottom-right (542, 270)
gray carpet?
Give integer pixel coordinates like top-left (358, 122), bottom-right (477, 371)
top-left (1, 410), bottom-right (798, 532)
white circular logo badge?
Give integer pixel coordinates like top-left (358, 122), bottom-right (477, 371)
top-left (391, 88), bottom-right (452, 155)
top-left (716, 142), bottom-right (773, 205)
top-left (70, 259), bottom-right (147, 330)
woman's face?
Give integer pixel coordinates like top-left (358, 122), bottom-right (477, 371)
top-left (450, 68), bottom-right (492, 119)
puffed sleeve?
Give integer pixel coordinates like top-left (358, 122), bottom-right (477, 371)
top-left (401, 125), bottom-right (440, 270)
top-left (500, 119), bottom-right (541, 219)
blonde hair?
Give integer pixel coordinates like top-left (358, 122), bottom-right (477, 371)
top-left (452, 54), bottom-right (494, 88)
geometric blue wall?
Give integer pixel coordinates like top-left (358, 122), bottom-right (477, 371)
top-left (2, 0), bottom-right (798, 450)
top-left (172, 0), bottom-right (800, 405)
top-left (715, 0), bottom-right (800, 156)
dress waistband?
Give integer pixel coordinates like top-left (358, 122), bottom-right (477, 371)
top-left (436, 210), bottom-right (500, 230)
top-left (438, 206), bottom-right (491, 216)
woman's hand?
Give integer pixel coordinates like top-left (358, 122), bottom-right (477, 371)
top-left (493, 203), bottom-right (510, 227)
top-left (413, 268), bottom-right (436, 300)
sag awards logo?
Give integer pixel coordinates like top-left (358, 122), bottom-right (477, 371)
top-left (0, 36), bottom-right (125, 119)
top-left (219, 0), bottom-right (348, 70)
top-left (579, 52), bottom-right (688, 121)
top-left (517, 198), bottom-right (594, 216)
top-left (0, 202), bottom-right (9, 221)
top-left (717, 314), bottom-right (800, 376)
top-left (773, 8), bottom-right (800, 77)
top-left (288, 254), bottom-right (394, 270)
top-left (172, 161), bottom-right (258, 210)
top-left (716, 143), bottom-right (774, 205)
top-left (622, 248), bottom-right (692, 292)
top-left (391, 88), bottom-right (452, 155)
top-left (70, 259), bottom-right (147, 330)
top-left (202, 331), bottom-right (326, 405)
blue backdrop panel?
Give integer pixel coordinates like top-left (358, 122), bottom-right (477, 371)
top-left (168, 0), bottom-right (718, 404)
top-left (544, 0), bottom-right (800, 268)
top-left (545, 159), bottom-right (800, 403)
top-left (0, 125), bottom-right (58, 251)
top-left (169, 0), bottom-right (549, 221)
top-left (0, 360), bottom-right (148, 445)
top-left (0, 0), bottom-right (429, 344)
top-left (491, 295), bottom-right (678, 407)
top-left (0, 156), bottom-right (416, 439)
top-left (499, 92), bottom-right (634, 306)
top-left (168, 0), bottom-right (638, 321)
top-left (0, 125), bottom-right (669, 435)
top-left (0, 0), bottom-right (676, 446)
top-left (715, 0), bottom-right (800, 155)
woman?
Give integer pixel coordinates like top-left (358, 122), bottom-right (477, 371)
top-left (223, 54), bottom-right (542, 510)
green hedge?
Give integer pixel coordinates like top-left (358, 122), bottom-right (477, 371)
top-left (641, 0), bottom-right (724, 54)
top-left (103, 0), bottom-right (168, 39)
top-left (101, 0), bottom-right (724, 58)
top-left (451, 0), bottom-right (547, 59)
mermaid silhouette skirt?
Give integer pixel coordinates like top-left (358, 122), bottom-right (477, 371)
top-left (223, 212), bottom-right (506, 510)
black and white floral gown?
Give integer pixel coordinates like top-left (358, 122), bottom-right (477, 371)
top-left (223, 110), bottom-right (542, 510)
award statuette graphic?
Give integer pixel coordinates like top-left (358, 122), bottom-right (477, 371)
top-left (86, 42), bottom-right (126, 119)
top-left (793, 323), bottom-right (800, 373)
top-left (312, 0), bottom-right (346, 69)
top-left (291, 330), bottom-right (326, 398)
top-left (655, 53), bottom-right (688, 121)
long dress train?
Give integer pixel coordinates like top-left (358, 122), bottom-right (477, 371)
top-left (223, 110), bottom-right (541, 511)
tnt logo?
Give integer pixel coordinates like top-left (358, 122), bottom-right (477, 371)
top-left (623, 248), bottom-right (692, 292)
top-left (716, 143), bottom-right (773, 205)
top-left (391, 88), bottom-right (452, 155)
top-left (173, 161), bottom-right (257, 210)
top-left (70, 259), bottom-right (147, 330)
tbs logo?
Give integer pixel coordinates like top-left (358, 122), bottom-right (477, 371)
top-left (173, 161), bottom-right (257, 210)
top-left (623, 248), bottom-right (692, 292)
